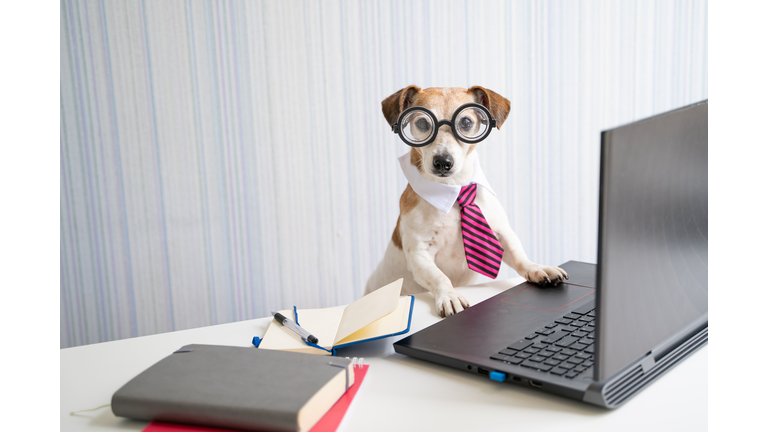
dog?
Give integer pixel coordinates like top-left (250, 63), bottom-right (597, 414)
top-left (365, 85), bottom-right (569, 318)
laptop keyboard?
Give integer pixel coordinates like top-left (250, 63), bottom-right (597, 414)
top-left (490, 300), bottom-right (596, 379)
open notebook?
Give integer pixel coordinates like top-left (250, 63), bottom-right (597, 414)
top-left (259, 279), bottom-right (414, 355)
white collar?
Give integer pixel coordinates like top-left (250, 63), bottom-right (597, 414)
top-left (398, 152), bottom-right (496, 214)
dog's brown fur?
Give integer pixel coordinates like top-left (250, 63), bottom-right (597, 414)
top-left (391, 184), bottom-right (420, 249)
top-left (382, 85), bottom-right (421, 127)
top-left (410, 147), bottom-right (423, 172)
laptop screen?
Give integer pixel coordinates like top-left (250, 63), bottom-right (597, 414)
top-left (595, 101), bottom-right (708, 382)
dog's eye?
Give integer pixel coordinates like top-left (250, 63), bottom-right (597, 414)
top-left (415, 118), bottom-right (430, 132)
top-left (459, 117), bottom-right (474, 132)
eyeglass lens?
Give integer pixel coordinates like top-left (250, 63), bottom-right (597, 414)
top-left (400, 110), bottom-right (435, 145)
top-left (454, 106), bottom-right (490, 141)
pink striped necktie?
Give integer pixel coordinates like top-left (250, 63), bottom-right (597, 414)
top-left (458, 183), bottom-right (504, 278)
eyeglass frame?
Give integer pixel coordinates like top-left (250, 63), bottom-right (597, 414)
top-left (391, 102), bottom-right (498, 147)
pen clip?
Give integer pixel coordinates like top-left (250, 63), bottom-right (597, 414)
top-left (328, 362), bottom-right (351, 391)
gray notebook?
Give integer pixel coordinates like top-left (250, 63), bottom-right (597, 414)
top-left (111, 344), bottom-right (354, 432)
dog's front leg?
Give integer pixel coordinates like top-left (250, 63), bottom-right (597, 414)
top-left (496, 225), bottom-right (569, 286)
top-left (402, 237), bottom-right (470, 318)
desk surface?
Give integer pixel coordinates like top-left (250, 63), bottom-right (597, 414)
top-left (61, 277), bottom-right (707, 432)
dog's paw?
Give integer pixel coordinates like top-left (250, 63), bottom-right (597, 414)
top-left (525, 265), bottom-right (569, 286)
top-left (435, 291), bottom-right (470, 318)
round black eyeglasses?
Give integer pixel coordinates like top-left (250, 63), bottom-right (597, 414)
top-left (392, 103), bottom-right (497, 147)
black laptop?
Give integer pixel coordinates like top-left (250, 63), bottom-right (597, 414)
top-left (394, 100), bottom-right (708, 408)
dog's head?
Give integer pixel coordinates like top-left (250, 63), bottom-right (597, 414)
top-left (382, 86), bottom-right (510, 183)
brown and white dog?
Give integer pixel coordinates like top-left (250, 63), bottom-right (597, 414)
top-left (365, 85), bottom-right (568, 318)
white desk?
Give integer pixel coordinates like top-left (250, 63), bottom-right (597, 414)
top-left (61, 277), bottom-right (708, 431)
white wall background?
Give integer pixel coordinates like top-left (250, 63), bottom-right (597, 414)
top-left (60, 0), bottom-right (708, 348)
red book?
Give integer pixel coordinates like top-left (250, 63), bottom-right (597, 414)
top-left (143, 365), bottom-right (369, 432)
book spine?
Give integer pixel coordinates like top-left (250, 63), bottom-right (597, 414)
top-left (111, 393), bottom-right (298, 431)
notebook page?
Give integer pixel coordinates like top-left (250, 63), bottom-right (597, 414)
top-left (333, 279), bottom-right (403, 344)
top-left (334, 296), bottom-right (411, 346)
top-left (259, 306), bottom-right (345, 354)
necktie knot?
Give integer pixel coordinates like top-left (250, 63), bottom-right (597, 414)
top-left (457, 183), bottom-right (478, 207)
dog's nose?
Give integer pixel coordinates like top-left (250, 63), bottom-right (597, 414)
top-left (432, 154), bottom-right (454, 173)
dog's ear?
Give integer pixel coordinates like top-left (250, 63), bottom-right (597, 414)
top-left (382, 85), bottom-right (421, 129)
top-left (468, 86), bottom-right (511, 129)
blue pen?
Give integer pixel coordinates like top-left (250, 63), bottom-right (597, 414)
top-left (271, 311), bottom-right (319, 344)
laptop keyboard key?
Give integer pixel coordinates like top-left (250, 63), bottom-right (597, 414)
top-left (521, 360), bottom-right (553, 372)
top-left (536, 328), bottom-right (555, 336)
top-left (552, 354), bottom-right (569, 361)
top-left (538, 350), bottom-right (554, 358)
top-left (491, 354), bottom-right (524, 365)
top-left (575, 353), bottom-right (591, 360)
top-left (540, 330), bottom-right (569, 344)
top-left (561, 326), bottom-right (578, 332)
top-left (572, 331), bottom-right (589, 338)
top-left (555, 318), bottom-right (574, 325)
top-left (515, 352), bottom-right (532, 359)
top-left (559, 362), bottom-right (574, 370)
top-left (525, 333), bottom-right (539, 340)
top-left (572, 300), bottom-right (596, 315)
top-left (561, 349), bottom-right (577, 356)
top-left (564, 313), bottom-right (580, 320)
top-left (499, 349), bottom-right (518, 356)
top-left (529, 356), bottom-right (547, 363)
top-left (565, 371), bottom-right (580, 379)
top-left (545, 322), bottom-right (558, 329)
top-left (507, 340), bottom-right (533, 351)
top-left (555, 336), bottom-right (579, 347)
top-left (571, 342), bottom-right (589, 351)
top-left (584, 345), bottom-right (595, 354)
top-left (523, 347), bottom-right (540, 354)
top-left (543, 359), bottom-right (561, 367)
top-left (550, 367), bottom-right (569, 376)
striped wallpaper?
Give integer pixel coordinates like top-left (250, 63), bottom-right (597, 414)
top-left (60, 0), bottom-right (708, 348)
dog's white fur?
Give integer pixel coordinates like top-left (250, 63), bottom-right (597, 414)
top-left (365, 86), bottom-right (568, 318)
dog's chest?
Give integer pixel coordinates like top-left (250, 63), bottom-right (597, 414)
top-left (424, 192), bottom-right (497, 270)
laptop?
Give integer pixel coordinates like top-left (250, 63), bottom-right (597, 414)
top-left (393, 100), bottom-right (708, 408)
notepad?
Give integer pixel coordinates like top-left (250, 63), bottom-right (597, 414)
top-left (259, 279), bottom-right (414, 355)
